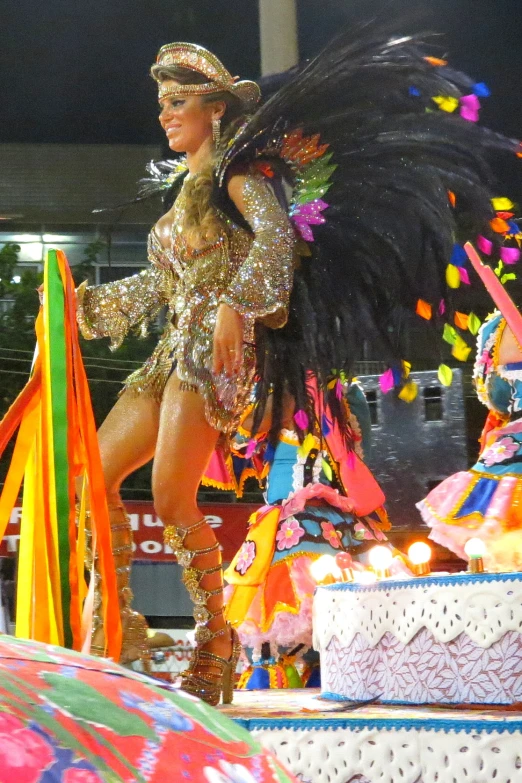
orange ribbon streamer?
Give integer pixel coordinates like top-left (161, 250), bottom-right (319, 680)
top-left (0, 250), bottom-right (121, 659)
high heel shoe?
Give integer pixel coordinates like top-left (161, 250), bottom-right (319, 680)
top-left (164, 517), bottom-right (241, 706)
top-left (180, 623), bottom-right (241, 706)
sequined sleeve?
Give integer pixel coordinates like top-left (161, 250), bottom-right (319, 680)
top-left (219, 171), bottom-right (295, 328)
top-left (76, 265), bottom-right (172, 351)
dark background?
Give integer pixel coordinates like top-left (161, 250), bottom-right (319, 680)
top-left (1, 0), bottom-right (521, 515)
top-left (1, 0), bottom-right (521, 150)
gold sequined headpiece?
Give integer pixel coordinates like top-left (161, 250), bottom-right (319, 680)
top-left (153, 42), bottom-right (261, 112)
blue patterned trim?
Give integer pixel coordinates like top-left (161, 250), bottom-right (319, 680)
top-left (320, 571), bottom-right (522, 593)
top-left (232, 713), bottom-right (522, 734)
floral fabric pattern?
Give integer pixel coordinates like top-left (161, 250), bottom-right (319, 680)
top-left (235, 541), bottom-right (257, 575)
top-left (276, 518), bottom-right (305, 551)
top-left (0, 714), bottom-right (55, 783)
top-left (0, 635), bottom-right (297, 783)
top-left (481, 435), bottom-right (519, 466)
top-left (323, 629), bottom-right (522, 705)
top-left (320, 521), bottom-right (342, 549)
top-left (353, 521), bottom-right (376, 541)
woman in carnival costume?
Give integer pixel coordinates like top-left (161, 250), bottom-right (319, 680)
top-left (75, 23), bottom-right (521, 704)
top-left (418, 314), bottom-right (522, 572)
top-left (76, 44), bottom-right (292, 703)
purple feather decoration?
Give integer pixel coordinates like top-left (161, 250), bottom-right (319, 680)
top-left (292, 199), bottom-right (329, 242)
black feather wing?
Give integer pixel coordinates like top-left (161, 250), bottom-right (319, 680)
top-left (216, 24), bottom-right (520, 441)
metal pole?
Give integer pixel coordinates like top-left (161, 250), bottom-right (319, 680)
top-left (259, 0), bottom-right (299, 76)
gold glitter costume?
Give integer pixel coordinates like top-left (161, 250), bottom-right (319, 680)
top-left (77, 168), bottom-right (296, 433)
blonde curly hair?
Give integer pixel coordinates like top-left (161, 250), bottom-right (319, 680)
top-left (152, 64), bottom-right (249, 247)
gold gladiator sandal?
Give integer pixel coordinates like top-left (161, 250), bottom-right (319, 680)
top-left (164, 518), bottom-right (241, 706)
top-left (108, 504), bottom-right (151, 669)
top-left (85, 504), bottom-right (151, 670)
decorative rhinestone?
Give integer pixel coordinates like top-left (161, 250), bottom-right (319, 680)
top-left (163, 526), bottom-right (181, 547)
top-left (182, 567), bottom-right (199, 587)
top-left (191, 587), bottom-right (208, 605)
top-left (194, 606), bottom-right (211, 624)
top-left (195, 625), bottom-right (213, 645)
top-left (176, 550), bottom-right (193, 568)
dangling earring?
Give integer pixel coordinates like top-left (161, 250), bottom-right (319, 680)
top-left (212, 118), bottom-right (221, 147)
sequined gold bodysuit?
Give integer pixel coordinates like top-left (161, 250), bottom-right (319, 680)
top-left (77, 169), bottom-right (296, 433)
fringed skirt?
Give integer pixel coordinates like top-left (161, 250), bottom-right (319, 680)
top-left (121, 323), bottom-right (256, 436)
top-left (224, 482), bottom-right (403, 656)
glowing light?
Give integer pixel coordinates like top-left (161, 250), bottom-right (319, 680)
top-left (464, 537), bottom-right (486, 574)
top-left (408, 542), bottom-right (432, 565)
top-left (407, 541), bottom-right (432, 577)
top-left (11, 275), bottom-right (21, 284)
top-left (310, 554), bottom-right (341, 584)
top-left (355, 570), bottom-right (377, 585)
top-left (464, 538), bottom-right (486, 558)
top-left (368, 546), bottom-right (393, 572)
top-left (42, 234), bottom-right (76, 243)
top-left (9, 234), bottom-right (40, 243)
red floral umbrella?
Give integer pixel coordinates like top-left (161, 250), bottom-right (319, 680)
top-left (0, 636), bottom-right (295, 783)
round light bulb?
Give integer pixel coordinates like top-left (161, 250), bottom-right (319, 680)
top-left (464, 537), bottom-right (486, 559)
top-left (335, 551), bottom-right (354, 570)
top-left (368, 545), bottom-right (393, 572)
top-left (310, 554), bottom-right (340, 583)
top-left (408, 541), bottom-right (432, 566)
top-left (355, 570), bottom-right (377, 585)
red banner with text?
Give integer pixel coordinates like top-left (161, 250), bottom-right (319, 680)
top-left (1, 502), bottom-right (258, 563)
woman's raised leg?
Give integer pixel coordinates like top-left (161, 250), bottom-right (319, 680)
top-left (97, 390), bottom-right (160, 505)
top-left (86, 390), bottom-right (160, 661)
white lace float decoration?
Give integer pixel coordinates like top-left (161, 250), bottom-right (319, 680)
top-left (314, 573), bottom-right (522, 649)
top-left (313, 573), bottom-right (522, 705)
top-left (252, 719), bottom-right (522, 783)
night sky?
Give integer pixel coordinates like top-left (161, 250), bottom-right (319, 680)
top-left (1, 0), bottom-right (521, 148)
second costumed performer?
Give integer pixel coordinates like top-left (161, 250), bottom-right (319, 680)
top-left (77, 25), bottom-right (521, 705)
top-left (224, 381), bottom-right (407, 684)
top-left (418, 313), bottom-right (522, 572)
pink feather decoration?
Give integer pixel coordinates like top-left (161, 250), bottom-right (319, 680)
top-left (460, 94), bottom-right (480, 122)
top-left (245, 439), bottom-right (257, 459)
top-left (293, 409), bottom-right (309, 430)
top-left (477, 235), bottom-right (493, 255)
top-left (379, 368), bottom-right (394, 394)
top-left (459, 267), bottom-right (470, 285)
top-left (500, 247), bottom-right (520, 265)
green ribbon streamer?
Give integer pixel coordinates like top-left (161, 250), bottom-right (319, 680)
top-left (47, 250), bottom-right (72, 647)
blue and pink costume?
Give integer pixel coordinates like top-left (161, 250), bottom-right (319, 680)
top-left (418, 313), bottom-right (522, 571)
top-left (223, 385), bottom-right (406, 656)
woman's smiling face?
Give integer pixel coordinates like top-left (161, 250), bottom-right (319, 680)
top-left (159, 81), bottom-right (218, 154)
